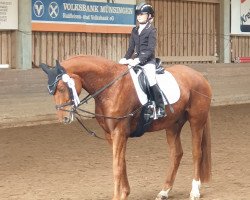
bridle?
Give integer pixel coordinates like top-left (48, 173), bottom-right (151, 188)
top-left (54, 66), bottom-right (143, 139)
top-left (54, 73), bottom-right (80, 111)
top-left (56, 65), bottom-right (141, 114)
top-left (54, 85), bottom-right (76, 111)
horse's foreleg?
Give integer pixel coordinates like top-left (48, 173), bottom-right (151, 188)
top-left (112, 130), bottom-right (130, 200)
top-left (156, 127), bottom-right (183, 200)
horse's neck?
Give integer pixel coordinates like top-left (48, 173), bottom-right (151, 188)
top-left (83, 69), bottom-right (116, 95)
top-left (68, 61), bottom-right (120, 95)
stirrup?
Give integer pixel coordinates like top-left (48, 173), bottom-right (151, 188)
top-left (156, 108), bottom-right (166, 118)
top-left (148, 101), bottom-right (159, 119)
top-left (148, 101), bottom-right (166, 119)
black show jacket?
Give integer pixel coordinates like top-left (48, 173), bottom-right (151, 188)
top-left (124, 23), bottom-right (156, 65)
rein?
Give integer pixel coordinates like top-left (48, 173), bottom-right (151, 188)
top-left (73, 105), bottom-right (144, 140)
top-left (55, 65), bottom-right (133, 109)
top-left (75, 114), bottom-right (105, 140)
top-left (56, 65), bottom-right (144, 139)
top-left (78, 65), bottom-right (133, 106)
top-left (74, 65), bottom-right (145, 120)
top-left (75, 105), bottom-right (143, 120)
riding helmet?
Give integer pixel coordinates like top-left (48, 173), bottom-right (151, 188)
top-left (135, 2), bottom-right (155, 18)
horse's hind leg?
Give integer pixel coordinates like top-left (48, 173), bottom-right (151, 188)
top-left (189, 112), bottom-right (211, 200)
top-left (155, 120), bottom-right (185, 200)
top-left (189, 124), bottom-right (203, 199)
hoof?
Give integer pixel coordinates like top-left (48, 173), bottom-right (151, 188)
top-left (190, 191), bottom-right (200, 200)
top-left (155, 195), bottom-right (168, 200)
top-left (155, 190), bottom-right (170, 200)
top-left (190, 196), bottom-right (200, 200)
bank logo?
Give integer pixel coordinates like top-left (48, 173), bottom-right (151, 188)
top-left (49, 2), bottom-right (59, 18)
top-left (33, 0), bottom-right (44, 17)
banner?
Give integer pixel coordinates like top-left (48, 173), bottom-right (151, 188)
top-left (231, 0), bottom-right (250, 34)
top-left (32, 0), bottom-right (136, 33)
top-left (0, 0), bottom-right (18, 30)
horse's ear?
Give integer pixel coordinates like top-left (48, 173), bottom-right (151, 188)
top-left (55, 60), bottom-right (60, 68)
top-left (39, 63), bottom-right (50, 75)
top-left (55, 59), bottom-right (66, 74)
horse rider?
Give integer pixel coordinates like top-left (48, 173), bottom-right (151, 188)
top-left (119, 2), bottom-right (165, 118)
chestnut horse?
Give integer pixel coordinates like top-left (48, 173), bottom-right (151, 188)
top-left (40, 55), bottom-right (212, 200)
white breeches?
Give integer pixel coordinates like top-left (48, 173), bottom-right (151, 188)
top-left (141, 63), bottom-right (157, 86)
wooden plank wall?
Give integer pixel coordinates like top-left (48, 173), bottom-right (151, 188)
top-left (231, 35), bottom-right (250, 62)
top-left (31, 0), bottom-right (220, 67)
top-left (148, 0), bottom-right (220, 63)
top-left (0, 31), bottom-right (12, 65)
top-left (32, 32), bottom-right (130, 67)
top-left (3, 1), bottom-right (248, 67)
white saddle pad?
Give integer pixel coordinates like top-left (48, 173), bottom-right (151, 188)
top-left (129, 67), bottom-right (181, 105)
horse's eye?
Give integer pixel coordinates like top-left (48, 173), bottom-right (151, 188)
top-left (58, 87), bottom-right (66, 93)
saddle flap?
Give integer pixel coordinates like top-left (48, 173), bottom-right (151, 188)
top-left (129, 66), bottom-right (181, 106)
top-left (155, 58), bottom-right (165, 74)
top-left (137, 72), bottom-right (152, 99)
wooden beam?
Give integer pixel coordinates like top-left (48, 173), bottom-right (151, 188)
top-left (160, 56), bottom-right (219, 63)
top-left (180, 0), bottom-right (220, 3)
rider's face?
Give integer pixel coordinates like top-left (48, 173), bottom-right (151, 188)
top-left (137, 13), bottom-right (148, 24)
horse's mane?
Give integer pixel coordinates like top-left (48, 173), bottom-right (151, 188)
top-left (63, 55), bottom-right (117, 69)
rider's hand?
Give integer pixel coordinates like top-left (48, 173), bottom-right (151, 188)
top-left (119, 58), bottom-right (128, 65)
top-left (128, 58), bottom-right (140, 66)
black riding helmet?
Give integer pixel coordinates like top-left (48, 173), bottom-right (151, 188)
top-left (135, 2), bottom-right (154, 18)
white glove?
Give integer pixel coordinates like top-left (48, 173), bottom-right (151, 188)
top-left (128, 58), bottom-right (140, 66)
top-left (119, 58), bottom-right (129, 65)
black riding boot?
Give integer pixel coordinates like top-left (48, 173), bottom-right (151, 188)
top-left (150, 84), bottom-right (166, 118)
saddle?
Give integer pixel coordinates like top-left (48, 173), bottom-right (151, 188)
top-left (133, 58), bottom-right (165, 99)
top-left (130, 58), bottom-right (166, 138)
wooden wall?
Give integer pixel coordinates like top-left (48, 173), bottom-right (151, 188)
top-left (32, 32), bottom-right (130, 67)
top-left (0, 0), bottom-right (225, 67)
top-left (149, 0), bottom-right (220, 63)
top-left (0, 31), bottom-right (12, 66)
top-left (231, 35), bottom-right (250, 62)
top-left (32, 0), bottom-right (220, 66)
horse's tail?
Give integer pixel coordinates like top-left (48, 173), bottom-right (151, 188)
top-left (200, 111), bottom-right (212, 183)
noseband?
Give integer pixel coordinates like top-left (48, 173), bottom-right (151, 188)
top-left (55, 100), bottom-right (74, 110)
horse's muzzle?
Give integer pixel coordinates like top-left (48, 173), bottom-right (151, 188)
top-left (63, 112), bottom-right (74, 124)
